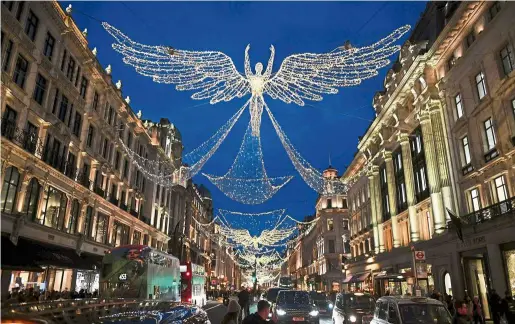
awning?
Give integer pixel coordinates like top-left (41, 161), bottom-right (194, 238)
top-left (342, 275), bottom-right (353, 283)
top-left (1, 236), bottom-right (43, 272)
top-left (1, 236), bottom-right (102, 271)
top-left (350, 272), bottom-right (371, 283)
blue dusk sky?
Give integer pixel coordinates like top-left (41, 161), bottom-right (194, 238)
top-left (68, 1), bottom-right (427, 225)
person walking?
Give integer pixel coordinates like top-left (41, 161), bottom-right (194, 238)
top-left (490, 289), bottom-right (502, 324)
top-left (242, 300), bottom-right (277, 324)
top-left (222, 300), bottom-right (241, 324)
top-left (500, 290), bottom-right (515, 324)
top-left (472, 296), bottom-right (484, 324)
top-left (238, 287), bottom-right (251, 321)
top-left (454, 300), bottom-right (471, 324)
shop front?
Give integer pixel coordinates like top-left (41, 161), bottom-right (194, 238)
top-left (1, 236), bottom-right (102, 297)
top-left (502, 242), bottom-right (515, 296)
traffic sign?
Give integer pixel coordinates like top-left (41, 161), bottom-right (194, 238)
top-left (414, 251), bottom-right (425, 261)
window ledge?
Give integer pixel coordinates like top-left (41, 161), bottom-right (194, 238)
top-left (462, 163), bottom-right (474, 175)
top-left (484, 148), bottom-right (500, 163)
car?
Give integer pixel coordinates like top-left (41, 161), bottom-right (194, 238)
top-left (274, 290), bottom-right (320, 324)
top-left (309, 291), bottom-right (333, 317)
top-left (264, 287), bottom-right (287, 317)
top-left (370, 296), bottom-right (453, 324)
top-left (332, 292), bottom-right (375, 324)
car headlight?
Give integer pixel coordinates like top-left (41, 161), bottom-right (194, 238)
top-left (328, 303), bottom-right (334, 309)
top-left (309, 310), bottom-right (319, 317)
top-left (277, 309), bottom-right (286, 316)
top-left (349, 315), bottom-right (357, 322)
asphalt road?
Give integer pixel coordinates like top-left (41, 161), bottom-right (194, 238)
top-left (202, 300), bottom-right (331, 324)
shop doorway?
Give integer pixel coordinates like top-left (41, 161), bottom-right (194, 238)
top-left (463, 256), bottom-right (491, 319)
top-left (444, 272), bottom-right (452, 296)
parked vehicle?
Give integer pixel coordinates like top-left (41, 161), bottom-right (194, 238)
top-left (370, 296), bottom-right (452, 324)
top-left (332, 292), bottom-right (375, 324)
top-left (274, 290), bottom-right (320, 324)
top-left (310, 291), bottom-right (333, 317)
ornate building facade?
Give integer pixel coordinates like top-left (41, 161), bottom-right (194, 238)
top-left (0, 1), bottom-right (182, 298)
top-left (342, 1), bottom-right (515, 312)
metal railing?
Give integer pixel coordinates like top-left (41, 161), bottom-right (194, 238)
top-left (1, 299), bottom-right (209, 324)
top-left (453, 196), bottom-right (515, 226)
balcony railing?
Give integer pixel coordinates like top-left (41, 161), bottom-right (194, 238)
top-left (462, 163), bottom-right (474, 176)
top-left (452, 196), bottom-right (515, 226)
top-left (1, 119), bottom-right (45, 156)
top-left (484, 148), bottom-right (500, 163)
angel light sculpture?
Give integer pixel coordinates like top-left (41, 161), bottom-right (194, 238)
top-left (103, 23), bottom-right (410, 198)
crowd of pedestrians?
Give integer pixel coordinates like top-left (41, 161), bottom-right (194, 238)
top-left (4, 287), bottom-right (99, 304)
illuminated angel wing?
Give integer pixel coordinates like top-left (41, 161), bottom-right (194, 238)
top-left (264, 25), bottom-right (410, 106)
top-left (103, 22), bottom-right (250, 104)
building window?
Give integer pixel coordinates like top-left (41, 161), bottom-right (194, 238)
top-left (123, 159), bottom-right (129, 179)
top-left (86, 125), bottom-right (94, 147)
top-left (1, 106), bottom-right (18, 140)
top-left (75, 66), bottom-right (81, 87)
top-left (2, 38), bottom-right (13, 71)
top-left (66, 199), bottom-right (80, 234)
top-left (461, 136), bottom-right (471, 166)
top-left (469, 188), bottom-right (481, 212)
top-left (112, 221), bottom-right (130, 247)
top-left (483, 118), bottom-right (497, 151)
top-left (493, 175), bottom-right (509, 203)
top-left (12, 54), bottom-right (29, 88)
top-left (488, 2), bottom-right (501, 21)
top-left (133, 230), bottom-right (141, 245)
top-left (410, 128), bottom-right (429, 202)
top-left (58, 95), bottom-right (68, 122)
top-left (60, 49), bottom-right (67, 71)
top-left (72, 112), bottom-right (81, 137)
top-left (1, 166), bottom-right (20, 214)
top-left (447, 56), bottom-right (456, 71)
top-left (24, 10), bottom-right (38, 41)
top-left (38, 186), bottom-right (67, 230)
top-left (512, 98), bottom-right (515, 117)
top-left (455, 93), bottom-right (464, 119)
top-left (92, 92), bottom-right (99, 111)
top-left (43, 32), bottom-right (55, 60)
top-left (328, 240), bottom-right (335, 254)
top-left (500, 44), bottom-right (514, 76)
top-left (393, 149), bottom-right (407, 212)
top-left (342, 220), bottom-right (349, 230)
top-left (83, 206), bottom-right (93, 238)
top-left (326, 198), bottom-right (332, 209)
top-left (15, 1), bottom-right (25, 20)
top-left (66, 56), bottom-right (76, 81)
top-left (33, 73), bottom-right (47, 105)
top-left (475, 71), bottom-right (487, 100)
top-left (93, 213), bottom-right (109, 244)
top-left (466, 31), bottom-right (475, 48)
top-left (327, 218), bottom-right (334, 231)
top-left (23, 178), bottom-right (41, 220)
top-left (380, 164), bottom-right (390, 222)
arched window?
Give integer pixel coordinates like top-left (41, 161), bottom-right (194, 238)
top-left (444, 272), bottom-right (452, 296)
top-left (66, 199), bottom-right (80, 234)
top-left (24, 178), bottom-right (41, 220)
top-left (1, 166), bottom-right (20, 213)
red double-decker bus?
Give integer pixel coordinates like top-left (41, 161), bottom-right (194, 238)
top-left (180, 261), bottom-right (207, 306)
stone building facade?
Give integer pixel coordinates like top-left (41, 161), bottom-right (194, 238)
top-left (341, 1), bottom-right (515, 316)
top-left (0, 1), bottom-right (185, 297)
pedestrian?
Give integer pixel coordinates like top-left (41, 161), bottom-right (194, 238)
top-left (454, 300), bottom-right (471, 324)
top-left (242, 300), bottom-right (277, 324)
top-left (238, 286), bottom-right (250, 321)
top-left (472, 296), bottom-right (484, 324)
top-left (222, 299), bottom-right (241, 324)
top-left (490, 289), bottom-right (502, 324)
top-left (500, 290), bottom-right (515, 324)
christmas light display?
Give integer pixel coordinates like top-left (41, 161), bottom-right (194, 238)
top-left (104, 22), bottom-right (410, 199)
top-left (203, 119), bottom-right (292, 204)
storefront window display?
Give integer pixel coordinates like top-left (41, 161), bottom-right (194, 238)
top-left (504, 249), bottom-right (515, 296)
top-left (9, 270), bottom-right (45, 292)
top-left (75, 270), bottom-right (99, 293)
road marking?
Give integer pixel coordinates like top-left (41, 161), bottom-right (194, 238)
top-left (203, 303), bottom-right (223, 312)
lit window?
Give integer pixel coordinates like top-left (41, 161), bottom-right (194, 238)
top-left (455, 93), bottom-right (464, 119)
top-left (494, 175), bottom-right (508, 203)
top-left (483, 118), bottom-right (496, 151)
top-left (327, 218), bottom-right (334, 231)
top-left (1, 166), bottom-right (20, 213)
top-left (475, 71), bottom-right (487, 100)
top-left (469, 188), bottom-right (481, 212)
top-left (462, 136), bottom-right (471, 165)
top-left (500, 44), bottom-right (514, 76)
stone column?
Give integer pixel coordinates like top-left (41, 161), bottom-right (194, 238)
top-left (372, 166), bottom-right (385, 253)
top-left (76, 202), bottom-right (88, 235)
top-left (384, 151), bottom-right (400, 248)
top-left (367, 169), bottom-right (380, 254)
top-left (399, 132), bottom-right (420, 242)
top-left (16, 169), bottom-right (33, 213)
top-left (420, 112), bottom-right (446, 234)
top-left (429, 104), bottom-right (454, 220)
